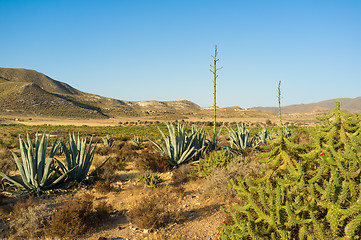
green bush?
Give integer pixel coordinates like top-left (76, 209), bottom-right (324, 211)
top-left (138, 172), bottom-right (164, 187)
top-left (219, 102), bottom-right (361, 239)
top-left (196, 150), bottom-right (236, 176)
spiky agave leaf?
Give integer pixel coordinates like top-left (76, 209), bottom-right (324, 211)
top-left (0, 133), bottom-right (69, 193)
top-left (61, 133), bottom-right (106, 182)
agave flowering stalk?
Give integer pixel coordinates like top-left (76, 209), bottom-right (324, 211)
top-left (61, 133), bottom-right (108, 182)
top-left (0, 133), bottom-right (70, 193)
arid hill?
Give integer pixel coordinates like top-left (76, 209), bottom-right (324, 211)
top-left (252, 97), bottom-right (361, 114)
top-left (0, 67), bottom-right (359, 121)
top-left (0, 68), bottom-right (201, 119)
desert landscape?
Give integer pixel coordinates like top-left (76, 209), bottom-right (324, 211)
top-left (0, 67), bottom-right (361, 239)
top-left (1, 1), bottom-right (361, 239)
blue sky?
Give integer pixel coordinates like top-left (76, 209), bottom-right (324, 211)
top-left (1, 0), bottom-right (360, 108)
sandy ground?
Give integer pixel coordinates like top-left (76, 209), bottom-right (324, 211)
top-left (0, 112), bottom-right (321, 127)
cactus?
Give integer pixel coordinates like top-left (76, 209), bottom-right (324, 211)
top-left (0, 133), bottom-right (71, 193)
top-left (257, 127), bottom-right (305, 176)
top-left (221, 149), bottom-right (361, 239)
top-left (138, 172), bottom-right (164, 187)
top-left (220, 103), bottom-right (361, 239)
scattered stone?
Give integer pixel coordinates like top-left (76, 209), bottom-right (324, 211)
top-left (143, 229), bottom-right (149, 234)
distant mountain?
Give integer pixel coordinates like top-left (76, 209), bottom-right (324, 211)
top-left (251, 97), bottom-right (361, 114)
top-left (0, 68), bottom-right (79, 95)
top-left (0, 68), bottom-right (201, 118)
top-left (1, 67), bottom-right (359, 119)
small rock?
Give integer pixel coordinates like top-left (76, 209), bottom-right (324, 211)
top-left (143, 229), bottom-right (149, 234)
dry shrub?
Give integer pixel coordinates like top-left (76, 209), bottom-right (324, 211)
top-left (96, 154), bottom-right (127, 181)
top-left (202, 159), bottom-right (262, 201)
top-left (95, 145), bottom-right (112, 156)
top-left (129, 187), bottom-right (182, 230)
top-left (94, 179), bottom-right (113, 194)
top-left (0, 145), bottom-right (16, 175)
top-left (11, 196), bottom-right (36, 217)
top-left (171, 164), bottom-right (194, 186)
top-left (49, 193), bottom-right (112, 238)
top-left (118, 142), bottom-right (139, 162)
top-left (134, 151), bottom-right (170, 173)
top-left (10, 197), bottom-right (51, 238)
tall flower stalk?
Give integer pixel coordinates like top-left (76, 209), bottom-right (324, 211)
top-left (210, 45), bottom-right (222, 144)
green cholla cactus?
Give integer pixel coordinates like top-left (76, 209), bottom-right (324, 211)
top-left (138, 172), bottom-right (164, 187)
top-left (316, 102), bottom-right (359, 150)
top-left (196, 149), bottom-right (235, 176)
top-left (220, 103), bottom-right (361, 239)
top-left (221, 149), bottom-right (361, 239)
top-left (256, 127), bottom-right (305, 177)
top-left (301, 102), bottom-right (361, 170)
top-left (0, 133), bottom-right (71, 193)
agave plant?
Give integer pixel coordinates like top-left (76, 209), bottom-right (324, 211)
top-left (227, 123), bottom-right (256, 153)
top-left (61, 133), bottom-right (108, 182)
top-left (205, 127), bottom-right (223, 152)
top-left (150, 123), bottom-right (198, 167)
top-left (191, 126), bottom-right (209, 159)
top-left (101, 134), bottom-right (113, 147)
top-left (0, 133), bottom-right (71, 193)
top-left (132, 136), bottom-right (143, 147)
top-left (283, 126), bottom-right (292, 138)
top-left (256, 128), bottom-right (275, 144)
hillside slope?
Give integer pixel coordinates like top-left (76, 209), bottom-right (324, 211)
top-left (251, 97), bottom-right (361, 114)
top-left (0, 68), bottom-right (201, 119)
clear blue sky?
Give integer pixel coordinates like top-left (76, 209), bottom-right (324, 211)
top-left (1, 0), bottom-right (360, 108)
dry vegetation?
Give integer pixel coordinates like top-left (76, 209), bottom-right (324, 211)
top-left (2, 102), bottom-right (357, 239)
top-left (0, 121), bottom-right (274, 239)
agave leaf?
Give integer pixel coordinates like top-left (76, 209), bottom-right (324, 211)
top-left (43, 166), bottom-right (78, 190)
top-left (55, 158), bottom-right (68, 173)
top-left (37, 134), bottom-right (46, 185)
top-left (40, 157), bottom-right (55, 187)
top-left (19, 138), bottom-right (31, 185)
top-left (81, 144), bottom-right (96, 180)
top-left (11, 151), bottom-right (27, 185)
top-left (89, 157), bottom-right (110, 177)
top-left (0, 173), bottom-right (31, 191)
